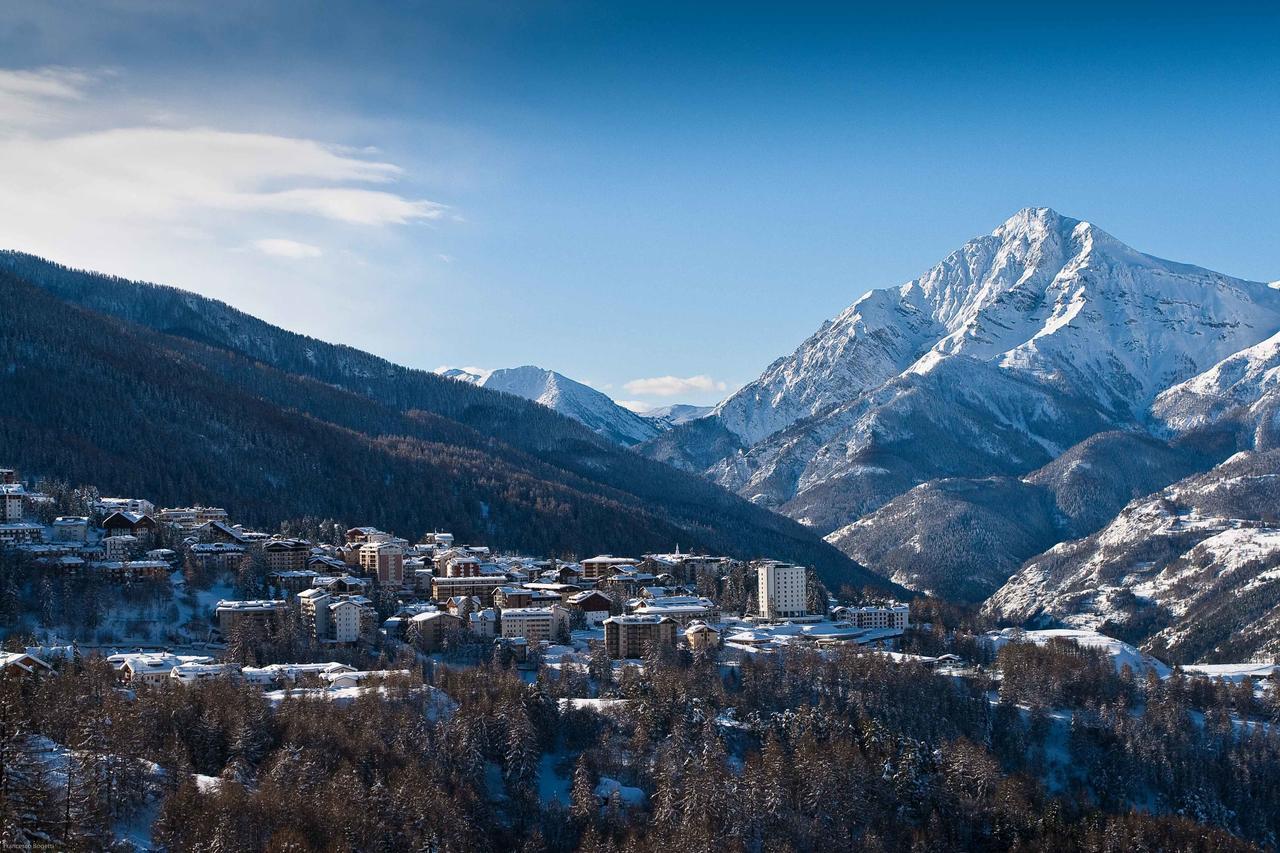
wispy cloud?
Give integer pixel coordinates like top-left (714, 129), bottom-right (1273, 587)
top-left (250, 238), bottom-right (322, 259)
top-left (622, 374), bottom-right (727, 397)
top-left (0, 66), bottom-right (94, 126)
top-left (0, 124), bottom-right (445, 227)
top-left (0, 67), bottom-right (448, 281)
top-left (616, 400), bottom-right (655, 413)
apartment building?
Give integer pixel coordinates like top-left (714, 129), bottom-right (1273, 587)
top-left (499, 606), bottom-right (569, 643)
top-left (263, 538), bottom-right (312, 573)
top-left (581, 555), bottom-right (638, 582)
top-left (603, 614), bottom-right (677, 659)
top-left (0, 483), bottom-right (23, 522)
top-left (757, 562), bottom-right (808, 621)
top-left (359, 541), bottom-right (405, 586)
top-left (214, 599), bottom-right (288, 637)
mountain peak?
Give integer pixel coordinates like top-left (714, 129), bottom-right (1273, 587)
top-left (475, 365), bottom-right (663, 446)
top-left (992, 206), bottom-right (1084, 243)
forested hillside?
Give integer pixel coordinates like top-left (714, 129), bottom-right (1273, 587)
top-left (0, 258), bottom-right (891, 590)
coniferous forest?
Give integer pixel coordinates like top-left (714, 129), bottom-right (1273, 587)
top-left (2, 638), bottom-right (1278, 852)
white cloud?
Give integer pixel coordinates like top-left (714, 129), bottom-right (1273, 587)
top-left (0, 65), bottom-right (460, 367)
top-left (0, 66), bottom-right (93, 126)
top-left (250, 238), bottom-right (322, 259)
top-left (0, 125), bottom-right (445, 227)
top-left (622, 374), bottom-right (727, 397)
top-left (0, 66), bottom-right (449, 290)
top-left (616, 400), bottom-right (655, 413)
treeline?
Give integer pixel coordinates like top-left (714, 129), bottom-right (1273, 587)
top-left (3, 637), bottom-right (1279, 850)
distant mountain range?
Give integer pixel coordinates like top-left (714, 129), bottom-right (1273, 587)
top-left (635, 207), bottom-right (1280, 661)
top-left (437, 364), bottom-right (713, 447)
top-left (0, 250), bottom-right (894, 593)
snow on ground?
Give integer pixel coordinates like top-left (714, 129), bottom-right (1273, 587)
top-left (1178, 663), bottom-right (1278, 682)
top-left (536, 753), bottom-right (571, 805)
top-left (594, 777), bottom-right (645, 807)
top-left (264, 683), bottom-right (457, 718)
top-left (559, 698), bottom-right (630, 713)
top-left (982, 628), bottom-right (1171, 677)
top-left (193, 774), bottom-right (222, 793)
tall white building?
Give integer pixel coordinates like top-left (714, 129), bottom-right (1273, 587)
top-left (0, 484), bottom-right (24, 522)
top-left (757, 562), bottom-right (807, 620)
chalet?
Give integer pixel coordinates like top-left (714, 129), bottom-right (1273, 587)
top-left (565, 590), bottom-right (613, 627)
top-left (307, 553), bottom-right (349, 574)
top-left (198, 520), bottom-right (249, 544)
top-left (101, 511), bottom-right (158, 540)
top-left (115, 652), bottom-right (215, 686)
top-left (446, 595), bottom-right (482, 618)
top-left (102, 535), bottom-right (139, 560)
top-left (684, 621), bottom-right (721, 652)
top-left (345, 527), bottom-right (392, 546)
top-left (313, 574), bottom-right (371, 595)
top-left (599, 570), bottom-right (658, 597)
top-left (470, 608), bottom-right (499, 637)
top-left (0, 652), bottom-right (54, 677)
top-left (146, 548), bottom-right (178, 565)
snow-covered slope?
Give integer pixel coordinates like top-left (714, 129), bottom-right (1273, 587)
top-left (449, 365), bottom-right (662, 446)
top-left (716, 207), bottom-right (1280, 445)
top-left (982, 628), bottom-right (1171, 677)
top-left (640, 403), bottom-right (714, 428)
top-left (984, 449), bottom-right (1280, 664)
top-left (1153, 330), bottom-right (1280, 448)
top-left (647, 208), bottom-right (1280, 550)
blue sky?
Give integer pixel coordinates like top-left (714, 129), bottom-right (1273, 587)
top-left (0, 2), bottom-right (1276, 408)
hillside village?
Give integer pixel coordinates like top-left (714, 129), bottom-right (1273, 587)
top-left (0, 464), bottom-right (919, 680)
top-left (5, 462), bottom-right (1277, 691)
top-left (4, 466), bottom-right (1280, 850)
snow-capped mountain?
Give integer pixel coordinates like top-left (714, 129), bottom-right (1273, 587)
top-left (984, 449), bottom-right (1280, 664)
top-left (440, 365), bottom-right (662, 446)
top-left (438, 366), bottom-right (492, 385)
top-left (647, 208), bottom-right (1280, 549)
top-left (1153, 329), bottom-right (1280, 448)
top-left (639, 403), bottom-right (714, 428)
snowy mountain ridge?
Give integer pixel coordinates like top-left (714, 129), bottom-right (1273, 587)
top-left (637, 206), bottom-right (1280, 612)
top-left (713, 207), bottom-right (1280, 447)
top-left (437, 364), bottom-right (662, 446)
top-left (436, 365), bottom-right (715, 446)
